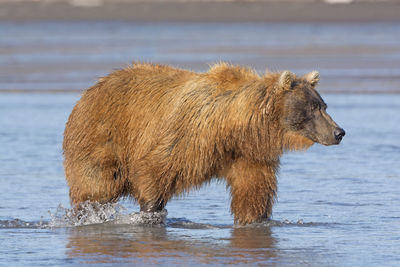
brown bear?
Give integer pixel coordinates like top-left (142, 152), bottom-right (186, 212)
top-left (63, 62), bottom-right (345, 225)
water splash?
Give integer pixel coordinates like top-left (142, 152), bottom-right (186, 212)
top-left (113, 209), bottom-right (167, 226)
top-left (48, 201), bottom-right (167, 227)
top-left (3, 200), bottom-right (332, 229)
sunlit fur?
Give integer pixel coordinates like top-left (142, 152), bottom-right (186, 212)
top-left (63, 62), bottom-right (316, 225)
top-left (282, 131), bottom-right (315, 151)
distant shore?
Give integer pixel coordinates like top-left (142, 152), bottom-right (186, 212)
top-left (0, 0), bottom-right (399, 22)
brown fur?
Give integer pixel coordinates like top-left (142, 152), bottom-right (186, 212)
top-left (63, 62), bottom-right (317, 225)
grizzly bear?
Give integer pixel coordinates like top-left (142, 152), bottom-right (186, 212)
top-left (63, 62), bottom-right (345, 225)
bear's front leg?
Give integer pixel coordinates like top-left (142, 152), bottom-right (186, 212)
top-left (226, 159), bottom-right (278, 225)
top-left (140, 199), bottom-right (165, 212)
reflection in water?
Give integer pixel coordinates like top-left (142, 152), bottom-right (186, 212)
top-left (66, 225), bottom-right (172, 264)
top-left (66, 224), bottom-right (278, 265)
top-left (228, 226), bottom-right (278, 265)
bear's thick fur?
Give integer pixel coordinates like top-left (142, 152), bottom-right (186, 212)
top-left (63, 62), bottom-right (344, 224)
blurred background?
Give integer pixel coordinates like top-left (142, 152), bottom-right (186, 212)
top-left (1, 0), bottom-right (400, 93)
top-left (0, 0), bottom-right (399, 266)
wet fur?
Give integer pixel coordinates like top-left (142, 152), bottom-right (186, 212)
top-left (63, 62), bottom-right (315, 224)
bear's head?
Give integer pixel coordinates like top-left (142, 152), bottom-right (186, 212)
top-left (277, 71), bottom-right (345, 146)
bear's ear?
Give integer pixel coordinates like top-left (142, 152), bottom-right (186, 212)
top-left (278, 71), bottom-right (294, 91)
top-left (304, 71), bottom-right (320, 87)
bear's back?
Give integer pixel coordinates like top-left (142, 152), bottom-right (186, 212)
top-left (64, 62), bottom-right (262, 163)
top-left (64, 63), bottom-right (198, 162)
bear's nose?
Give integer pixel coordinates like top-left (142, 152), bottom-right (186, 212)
top-left (334, 128), bottom-right (345, 141)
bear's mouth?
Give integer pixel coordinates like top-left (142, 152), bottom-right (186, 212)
top-left (317, 137), bottom-right (343, 146)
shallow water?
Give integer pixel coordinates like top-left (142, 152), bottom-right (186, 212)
top-left (1, 22), bottom-right (400, 266)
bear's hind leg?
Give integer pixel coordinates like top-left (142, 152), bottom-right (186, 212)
top-left (130, 154), bottom-right (172, 213)
top-left (65, 158), bottom-right (128, 206)
top-left (226, 159), bottom-right (278, 225)
top-left (131, 177), bottom-right (168, 213)
top-left (140, 199), bottom-right (166, 212)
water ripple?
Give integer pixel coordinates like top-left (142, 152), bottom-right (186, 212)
top-left (1, 201), bottom-right (344, 230)
top-left (0, 219), bottom-right (46, 229)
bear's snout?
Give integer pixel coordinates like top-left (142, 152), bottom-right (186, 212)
top-left (334, 127), bottom-right (345, 143)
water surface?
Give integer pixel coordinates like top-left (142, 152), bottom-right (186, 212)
top-left (1, 92), bottom-right (399, 266)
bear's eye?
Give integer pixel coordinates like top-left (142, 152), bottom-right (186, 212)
top-left (311, 103), bottom-right (319, 111)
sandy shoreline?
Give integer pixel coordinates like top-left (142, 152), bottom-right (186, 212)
top-left (0, 1), bottom-right (399, 22)
top-left (2, 2), bottom-right (400, 94)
